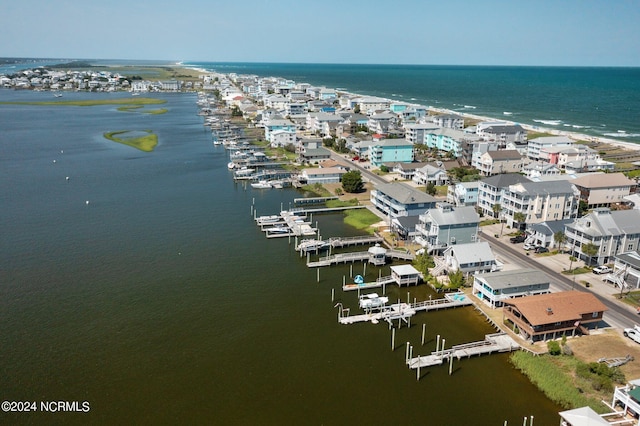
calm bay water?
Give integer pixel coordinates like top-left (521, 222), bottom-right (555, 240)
top-left (0, 90), bottom-right (561, 424)
top-left (191, 62), bottom-right (640, 143)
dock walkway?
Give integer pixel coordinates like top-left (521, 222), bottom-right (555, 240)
top-left (307, 249), bottom-right (414, 268)
top-left (329, 235), bottom-right (383, 248)
top-left (342, 275), bottom-right (396, 292)
top-left (407, 332), bottom-right (520, 369)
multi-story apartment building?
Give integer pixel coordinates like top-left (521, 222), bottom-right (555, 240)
top-left (502, 180), bottom-right (579, 228)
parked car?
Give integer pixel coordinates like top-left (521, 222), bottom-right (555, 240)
top-left (534, 246), bottom-right (549, 253)
top-left (510, 234), bottom-right (526, 244)
top-left (623, 325), bottom-right (640, 344)
top-left (523, 243), bottom-right (536, 251)
top-left (593, 265), bottom-right (611, 275)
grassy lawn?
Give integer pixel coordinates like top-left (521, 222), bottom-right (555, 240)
top-left (300, 184), bottom-right (332, 197)
top-left (480, 219), bottom-right (500, 226)
top-left (104, 130), bottom-right (157, 152)
top-left (344, 209), bottom-right (381, 233)
top-left (434, 185), bottom-right (448, 197)
top-left (326, 198), bottom-right (359, 208)
top-left (561, 266), bottom-right (592, 275)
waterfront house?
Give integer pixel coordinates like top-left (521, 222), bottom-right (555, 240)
top-left (571, 172), bottom-right (636, 209)
top-left (368, 139), bottom-right (414, 167)
top-left (424, 128), bottom-right (473, 158)
top-left (432, 114), bottom-right (464, 130)
top-left (370, 182), bottom-right (437, 219)
top-left (446, 181), bottom-right (479, 207)
top-left (264, 117), bottom-right (296, 143)
top-left (355, 97), bottom-right (391, 114)
top-left (306, 112), bottom-right (344, 137)
top-left (416, 203), bottom-right (480, 254)
top-left (503, 291), bottom-right (607, 342)
top-left (473, 269), bottom-right (551, 309)
top-left (269, 129), bottom-right (296, 148)
top-left (390, 264), bottom-right (422, 286)
top-left (442, 241), bottom-right (497, 275)
top-left (391, 215), bottom-right (421, 241)
top-left (299, 167), bottom-right (347, 185)
top-left (476, 122), bottom-right (527, 145)
top-left (527, 136), bottom-right (573, 161)
top-left (477, 173), bottom-right (531, 218)
top-left (564, 208), bottom-right (640, 266)
top-left (412, 164), bottom-right (449, 186)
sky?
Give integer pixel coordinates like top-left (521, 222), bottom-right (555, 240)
top-left (2, 0), bottom-right (639, 67)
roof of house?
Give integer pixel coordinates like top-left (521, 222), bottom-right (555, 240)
top-left (530, 219), bottom-right (574, 236)
top-left (481, 124), bottom-right (525, 133)
top-left (480, 173), bottom-right (531, 189)
top-left (373, 138), bottom-right (413, 147)
top-left (528, 136), bottom-right (574, 145)
top-left (425, 204), bottom-right (479, 225)
top-left (509, 179), bottom-right (575, 196)
top-left (568, 208), bottom-right (640, 237)
top-left (615, 250), bottom-right (640, 270)
top-left (475, 268), bottom-right (549, 290)
top-left (444, 241), bottom-right (495, 263)
top-left (486, 150), bottom-right (522, 161)
top-left (571, 172), bottom-right (635, 189)
top-left (302, 167), bottom-right (346, 176)
top-left (390, 264), bottom-right (420, 276)
top-left (504, 291), bottom-right (607, 326)
top-left (374, 182), bottom-right (437, 205)
top-left (392, 161), bottom-right (431, 171)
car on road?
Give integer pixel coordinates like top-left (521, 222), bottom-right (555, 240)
top-left (510, 235), bottom-right (526, 244)
top-left (534, 246), bottom-right (549, 253)
top-left (593, 265), bottom-right (611, 275)
top-left (623, 325), bottom-right (640, 344)
top-left (523, 243), bottom-right (536, 251)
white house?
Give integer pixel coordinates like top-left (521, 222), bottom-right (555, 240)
top-left (473, 269), bottom-right (550, 308)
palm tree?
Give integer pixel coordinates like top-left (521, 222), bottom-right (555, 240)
top-left (581, 242), bottom-right (599, 267)
top-left (554, 231), bottom-right (567, 252)
top-left (513, 212), bottom-right (527, 231)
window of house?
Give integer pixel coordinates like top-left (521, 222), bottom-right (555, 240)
top-left (592, 312), bottom-right (599, 318)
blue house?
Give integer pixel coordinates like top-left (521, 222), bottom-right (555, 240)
top-left (368, 139), bottom-right (414, 167)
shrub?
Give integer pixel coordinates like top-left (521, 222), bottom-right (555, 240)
top-left (547, 340), bottom-right (562, 355)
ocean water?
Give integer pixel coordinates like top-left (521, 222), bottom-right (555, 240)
top-left (0, 90), bottom-right (561, 424)
top-left (189, 62), bottom-right (640, 143)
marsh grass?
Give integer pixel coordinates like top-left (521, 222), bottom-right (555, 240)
top-left (0, 97), bottom-right (166, 107)
top-left (344, 209), bottom-right (380, 233)
top-left (104, 130), bottom-right (157, 152)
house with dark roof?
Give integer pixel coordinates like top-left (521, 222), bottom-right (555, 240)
top-left (473, 269), bottom-right (550, 308)
top-left (477, 173), bottom-right (531, 218)
top-left (528, 219), bottom-right (574, 249)
top-left (370, 182), bottom-right (437, 218)
top-left (503, 291), bottom-right (607, 342)
top-left (502, 179), bottom-right (579, 228)
top-left (476, 123), bottom-right (527, 145)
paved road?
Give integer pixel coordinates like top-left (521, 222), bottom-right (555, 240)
top-left (481, 231), bottom-right (638, 332)
top-left (330, 153), bottom-right (386, 186)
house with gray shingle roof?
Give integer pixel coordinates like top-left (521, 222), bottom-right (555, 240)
top-left (442, 241), bottom-right (497, 275)
top-left (370, 182), bottom-right (437, 218)
top-left (571, 172), bottom-right (636, 209)
top-left (477, 173), bottom-right (531, 218)
top-left (474, 149), bottom-right (524, 176)
top-left (473, 269), bottom-right (551, 308)
top-left (565, 208), bottom-right (640, 266)
top-left (416, 203), bottom-right (480, 254)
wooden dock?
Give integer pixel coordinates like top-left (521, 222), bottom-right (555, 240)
top-left (307, 249), bottom-right (414, 268)
top-left (294, 196), bottom-right (338, 205)
top-left (337, 292), bottom-right (473, 325)
top-left (342, 275), bottom-right (396, 292)
top-left (406, 333), bottom-right (520, 369)
top-left (329, 235), bottom-right (383, 248)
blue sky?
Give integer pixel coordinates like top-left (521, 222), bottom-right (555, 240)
top-left (2, 0), bottom-right (639, 66)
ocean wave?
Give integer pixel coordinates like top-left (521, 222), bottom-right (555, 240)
top-left (503, 112), bottom-right (513, 115)
top-left (533, 119), bottom-right (563, 126)
top-left (463, 105), bottom-right (476, 109)
top-left (603, 131), bottom-right (640, 138)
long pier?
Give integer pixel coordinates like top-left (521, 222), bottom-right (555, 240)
top-left (329, 235), bottom-right (383, 248)
top-left (307, 249), bottom-right (414, 268)
top-left (342, 275), bottom-right (396, 292)
top-left (406, 333), bottom-right (520, 369)
top-left (337, 292), bottom-right (473, 325)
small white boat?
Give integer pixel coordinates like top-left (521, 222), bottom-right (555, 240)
top-left (256, 215), bottom-right (281, 224)
top-left (266, 226), bottom-right (289, 235)
top-left (227, 162), bottom-right (235, 169)
top-left (295, 239), bottom-right (329, 252)
top-left (213, 140), bottom-right (222, 145)
top-left (234, 168), bottom-right (255, 177)
top-left (359, 293), bottom-right (389, 310)
top-left (251, 180), bottom-right (272, 189)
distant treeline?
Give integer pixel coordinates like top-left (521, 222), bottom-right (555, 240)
top-left (47, 61), bottom-right (97, 69)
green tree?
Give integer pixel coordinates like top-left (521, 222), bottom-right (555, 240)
top-left (554, 231), bottom-right (567, 251)
top-left (426, 182), bottom-right (436, 196)
top-left (578, 200), bottom-right (588, 217)
top-left (492, 203), bottom-right (502, 219)
top-left (341, 170), bottom-right (364, 193)
top-left (447, 270), bottom-right (465, 290)
top-left (413, 252), bottom-right (435, 277)
top-left (354, 104), bottom-right (361, 113)
top-left (513, 212), bottom-right (527, 230)
top-left (581, 242), bottom-right (599, 266)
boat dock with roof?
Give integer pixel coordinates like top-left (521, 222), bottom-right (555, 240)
top-left (307, 245), bottom-right (414, 267)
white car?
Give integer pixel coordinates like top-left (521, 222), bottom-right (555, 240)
top-left (523, 243), bottom-right (536, 251)
top-left (623, 326), bottom-right (640, 344)
top-left (593, 266), bottom-right (611, 274)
